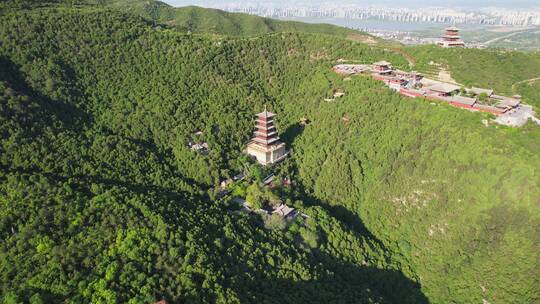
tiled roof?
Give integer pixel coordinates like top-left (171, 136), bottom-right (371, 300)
top-left (373, 60), bottom-right (392, 66)
top-left (469, 87), bottom-right (494, 96)
top-left (426, 83), bottom-right (461, 93)
top-left (449, 95), bottom-right (477, 106)
top-left (256, 110), bottom-right (276, 119)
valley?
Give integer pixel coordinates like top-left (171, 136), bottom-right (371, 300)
top-left (0, 1), bottom-right (539, 303)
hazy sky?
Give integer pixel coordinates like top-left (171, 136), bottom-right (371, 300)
top-left (163, 0), bottom-right (539, 9)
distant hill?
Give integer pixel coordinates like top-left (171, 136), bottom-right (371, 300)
top-left (0, 2), bottom-right (539, 304)
top-left (105, 0), bottom-right (369, 39)
top-left (0, 0), bottom-right (384, 43)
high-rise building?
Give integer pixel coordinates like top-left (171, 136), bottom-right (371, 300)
top-left (245, 107), bottom-right (289, 165)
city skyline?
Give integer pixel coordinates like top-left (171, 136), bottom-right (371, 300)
top-left (163, 0), bottom-right (540, 9)
top-left (162, 1), bottom-right (540, 27)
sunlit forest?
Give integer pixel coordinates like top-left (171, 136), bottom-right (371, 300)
top-left (0, 1), bottom-right (539, 303)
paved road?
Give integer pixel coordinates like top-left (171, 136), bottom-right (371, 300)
top-left (483, 30), bottom-right (531, 45)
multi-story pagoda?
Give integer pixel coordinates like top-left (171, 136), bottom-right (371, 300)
top-left (245, 106), bottom-right (289, 165)
top-left (437, 26), bottom-right (465, 48)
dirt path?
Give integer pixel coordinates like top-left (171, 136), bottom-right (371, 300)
top-left (512, 77), bottom-right (540, 93)
top-left (438, 68), bottom-right (459, 85)
top-left (390, 47), bottom-right (416, 66)
top-left (513, 77), bottom-right (540, 85)
top-left (347, 33), bottom-right (378, 45)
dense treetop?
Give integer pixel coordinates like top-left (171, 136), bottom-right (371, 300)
top-left (0, 2), bottom-right (538, 303)
top-left (1, 0), bottom-right (368, 38)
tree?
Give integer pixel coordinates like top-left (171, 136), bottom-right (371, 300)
top-left (3, 292), bottom-right (19, 304)
top-left (246, 183), bottom-right (264, 210)
top-left (248, 164), bottom-right (264, 183)
top-left (479, 92), bottom-right (489, 101)
top-left (264, 188), bottom-right (281, 207)
top-left (29, 294), bottom-right (44, 304)
top-left (0, 6), bottom-right (538, 304)
top-left (300, 227), bottom-right (319, 248)
top-left (264, 213), bottom-right (286, 230)
top-left (144, 2), bottom-right (161, 26)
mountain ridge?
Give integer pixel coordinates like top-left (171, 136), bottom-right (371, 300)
top-left (0, 2), bottom-right (538, 303)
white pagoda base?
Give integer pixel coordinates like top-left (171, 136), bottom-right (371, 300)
top-left (245, 141), bottom-right (289, 165)
top-left (437, 41), bottom-right (465, 48)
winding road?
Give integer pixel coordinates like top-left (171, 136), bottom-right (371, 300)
top-left (512, 77), bottom-right (540, 93)
top-left (483, 29), bottom-right (532, 46)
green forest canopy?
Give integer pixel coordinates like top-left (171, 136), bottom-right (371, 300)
top-left (0, 2), bottom-right (539, 303)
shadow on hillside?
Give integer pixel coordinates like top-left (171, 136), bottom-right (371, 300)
top-left (1, 166), bottom-right (213, 240)
top-left (281, 122), bottom-right (304, 146)
top-left (294, 185), bottom-right (384, 249)
top-left (4, 163), bottom-right (206, 198)
top-left (0, 56), bottom-right (91, 130)
top-left (2, 167), bottom-right (430, 303)
top-left (108, 166), bottom-right (427, 303)
top-left (281, 121), bottom-right (384, 245)
top-left (324, 203), bottom-right (380, 238)
top-left (160, 240), bottom-right (430, 304)
top-left (146, 189), bottom-right (430, 303)
top-left (241, 256), bottom-right (430, 304)
top-left (12, 169), bottom-right (429, 303)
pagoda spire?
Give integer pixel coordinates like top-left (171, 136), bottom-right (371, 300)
top-left (245, 107), bottom-right (289, 165)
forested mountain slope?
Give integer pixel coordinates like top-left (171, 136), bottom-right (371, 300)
top-left (0, 3), bottom-right (538, 304)
top-left (1, 0), bottom-right (367, 38)
top-left (110, 1), bottom-right (364, 38)
top-left (0, 8), bottom-right (416, 304)
top-left (291, 78), bottom-right (540, 303)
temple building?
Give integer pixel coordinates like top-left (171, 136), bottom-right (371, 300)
top-left (245, 107), bottom-right (289, 165)
top-left (372, 61), bottom-right (393, 75)
top-left (425, 83), bottom-right (461, 97)
top-left (437, 26), bottom-right (465, 48)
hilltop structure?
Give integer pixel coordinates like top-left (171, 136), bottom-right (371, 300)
top-left (372, 61), bottom-right (393, 76)
top-left (437, 26), bottom-right (465, 48)
top-left (331, 60), bottom-right (539, 126)
top-left (245, 107), bottom-right (289, 165)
